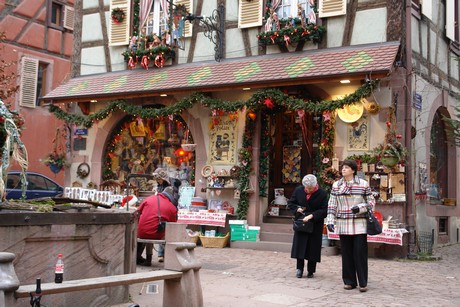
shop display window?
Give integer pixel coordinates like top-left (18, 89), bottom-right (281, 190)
top-left (102, 112), bottom-right (195, 190)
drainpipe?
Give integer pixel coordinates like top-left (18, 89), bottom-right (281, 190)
top-left (405, 0), bottom-right (415, 257)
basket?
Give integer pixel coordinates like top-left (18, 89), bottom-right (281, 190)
top-left (199, 233), bottom-right (229, 248)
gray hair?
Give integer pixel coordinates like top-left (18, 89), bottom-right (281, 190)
top-left (302, 174), bottom-right (317, 188)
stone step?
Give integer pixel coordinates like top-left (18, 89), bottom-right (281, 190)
top-left (259, 231), bottom-right (293, 243)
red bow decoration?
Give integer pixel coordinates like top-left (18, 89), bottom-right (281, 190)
top-left (128, 56), bottom-right (136, 70)
top-left (154, 54), bottom-right (165, 68)
top-left (141, 55), bottom-right (149, 70)
top-left (284, 35), bottom-right (291, 47)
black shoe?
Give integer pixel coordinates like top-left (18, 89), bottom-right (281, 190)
top-left (136, 257), bottom-right (146, 265)
top-left (296, 269), bottom-right (303, 278)
top-left (307, 272), bottom-right (314, 278)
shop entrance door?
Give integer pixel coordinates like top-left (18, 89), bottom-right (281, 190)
top-left (269, 111), bottom-right (314, 202)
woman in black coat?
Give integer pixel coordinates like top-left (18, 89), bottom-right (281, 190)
top-left (288, 174), bottom-right (328, 278)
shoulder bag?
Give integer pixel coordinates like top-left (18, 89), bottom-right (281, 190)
top-left (366, 207), bottom-right (382, 235)
top-left (157, 195), bottom-right (166, 232)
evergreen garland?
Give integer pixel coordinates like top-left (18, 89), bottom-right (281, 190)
top-left (49, 81), bottom-right (378, 128)
top-left (132, 0), bottom-right (140, 37)
top-left (259, 112), bottom-right (270, 197)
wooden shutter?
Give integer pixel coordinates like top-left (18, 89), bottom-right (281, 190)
top-left (318, 0), bottom-right (347, 18)
top-left (63, 5), bottom-right (75, 30)
top-left (19, 57), bottom-right (38, 108)
top-left (174, 0), bottom-right (193, 37)
top-left (445, 0), bottom-right (455, 41)
top-left (109, 0), bottom-right (131, 46)
top-left (238, 0), bottom-right (263, 29)
top-left (421, 0), bottom-right (432, 20)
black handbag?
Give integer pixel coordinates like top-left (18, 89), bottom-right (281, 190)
top-left (157, 195), bottom-right (166, 232)
top-left (293, 217), bottom-right (314, 233)
top-left (366, 207), bottom-right (382, 235)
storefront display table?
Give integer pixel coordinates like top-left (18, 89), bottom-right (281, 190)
top-left (328, 228), bottom-right (408, 246)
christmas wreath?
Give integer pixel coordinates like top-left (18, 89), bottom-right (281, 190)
top-left (173, 4), bottom-right (187, 16)
top-left (111, 8), bottom-right (125, 24)
top-left (77, 162), bottom-right (90, 179)
top-left (320, 166), bottom-right (340, 186)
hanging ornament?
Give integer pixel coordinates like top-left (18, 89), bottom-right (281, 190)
top-left (128, 56), bottom-right (136, 70)
top-left (248, 112), bottom-right (257, 121)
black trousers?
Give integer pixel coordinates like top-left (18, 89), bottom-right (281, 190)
top-left (339, 234), bottom-right (368, 287)
top-left (296, 258), bottom-right (317, 274)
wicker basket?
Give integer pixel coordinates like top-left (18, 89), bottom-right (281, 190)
top-left (199, 233), bottom-right (229, 248)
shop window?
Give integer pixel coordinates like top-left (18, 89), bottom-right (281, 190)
top-left (429, 109), bottom-right (448, 203)
top-left (103, 110), bottom-right (195, 190)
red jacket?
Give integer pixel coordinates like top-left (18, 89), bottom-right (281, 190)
top-left (137, 193), bottom-right (178, 239)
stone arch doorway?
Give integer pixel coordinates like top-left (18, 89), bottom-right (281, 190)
top-left (100, 104), bottom-right (196, 189)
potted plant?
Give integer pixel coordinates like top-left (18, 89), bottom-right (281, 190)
top-left (44, 151), bottom-right (68, 174)
top-left (372, 108), bottom-right (408, 167)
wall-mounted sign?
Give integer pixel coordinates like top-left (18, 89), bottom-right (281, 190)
top-left (74, 128), bottom-right (88, 136)
top-left (73, 138), bottom-right (87, 151)
top-left (412, 93), bottom-right (422, 111)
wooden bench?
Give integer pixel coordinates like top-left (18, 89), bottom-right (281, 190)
top-left (15, 270), bottom-right (182, 298)
top-left (137, 238), bottom-right (166, 245)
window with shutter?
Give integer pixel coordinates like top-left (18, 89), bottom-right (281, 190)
top-left (174, 0), bottom-right (193, 37)
top-left (63, 5), bottom-right (75, 30)
top-left (238, 0), bottom-right (263, 29)
top-left (318, 0), bottom-right (346, 18)
top-left (445, 1), bottom-right (456, 42)
top-left (19, 57), bottom-right (39, 108)
top-left (109, 0), bottom-right (131, 46)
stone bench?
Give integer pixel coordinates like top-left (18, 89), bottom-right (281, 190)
top-left (14, 270), bottom-right (182, 298)
top-left (1, 223), bottom-right (203, 307)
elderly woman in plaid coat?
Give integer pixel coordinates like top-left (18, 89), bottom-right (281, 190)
top-left (326, 160), bottom-right (375, 293)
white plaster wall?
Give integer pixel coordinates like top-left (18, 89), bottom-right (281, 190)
top-left (191, 32), bottom-right (216, 62)
top-left (226, 28), bottom-right (246, 59)
top-left (82, 13), bottom-right (103, 42)
top-left (81, 46), bottom-right (107, 75)
top-left (351, 8), bottom-right (387, 45)
top-left (326, 17), bottom-right (346, 48)
top-left (83, 0), bottom-right (102, 9)
top-left (411, 17), bottom-right (420, 54)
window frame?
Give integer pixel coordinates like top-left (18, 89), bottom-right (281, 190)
top-left (48, 0), bottom-right (65, 30)
top-left (144, 0), bottom-right (167, 37)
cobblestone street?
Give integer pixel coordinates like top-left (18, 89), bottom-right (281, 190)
top-left (119, 243), bottom-right (460, 306)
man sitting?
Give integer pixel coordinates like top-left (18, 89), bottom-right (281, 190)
top-left (136, 186), bottom-right (178, 266)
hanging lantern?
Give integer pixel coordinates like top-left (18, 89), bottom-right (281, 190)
top-left (248, 111), bottom-right (257, 121)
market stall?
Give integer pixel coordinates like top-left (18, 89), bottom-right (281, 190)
top-left (327, 228), bottom-right (408, 246)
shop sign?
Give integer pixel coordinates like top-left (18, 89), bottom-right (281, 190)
top-left (412, 93), bottom-right (422, 111)
top-left (74, 128), bottom-right (88, 136)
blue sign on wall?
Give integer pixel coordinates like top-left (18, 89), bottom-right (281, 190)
top-left (412, 93), bottom-right (422, 111)
top-left (74, 128), bottom-right (88, 136)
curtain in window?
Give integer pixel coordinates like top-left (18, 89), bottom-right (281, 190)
top-left (271, 0), bottom-right (282, 10)
top-left (160, 0), bottom-right (169, 20)
top-left (140, 0), bottom-right (154, 29)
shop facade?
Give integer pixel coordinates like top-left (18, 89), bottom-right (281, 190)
top-left (42, 0), bottom-right (460, 254)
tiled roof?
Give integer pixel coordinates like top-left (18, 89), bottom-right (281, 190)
top-left (44, 42), bottom-right (400, 103)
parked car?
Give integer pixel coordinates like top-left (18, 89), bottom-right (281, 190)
top-left (5, 171), bottom-right (64, 200)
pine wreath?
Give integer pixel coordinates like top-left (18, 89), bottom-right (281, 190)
top-left (320, 167), bottom-right (340, 186)
top-left (111, 8), bottom-right (125, 24)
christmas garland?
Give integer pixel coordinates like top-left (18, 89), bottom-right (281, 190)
top-left (259, 112), bottom-right (270, 197)
top-left (49, 80), bottom-right (378, 128)
top-left (132, 0), bottom-right (140, 37)
top-left (111, 8), bottom-right (126, 24)
top-left (257, 25), bottom-right (325, 46)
